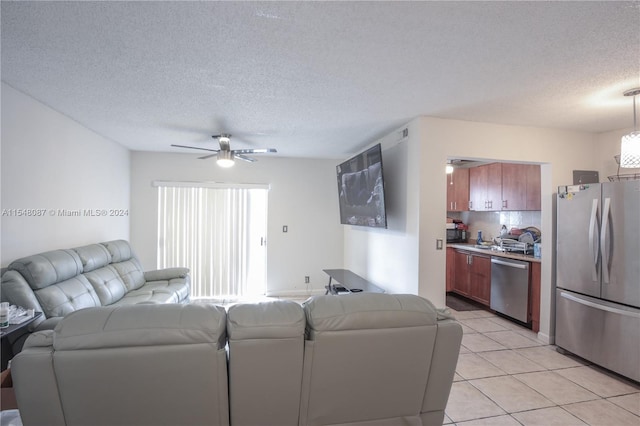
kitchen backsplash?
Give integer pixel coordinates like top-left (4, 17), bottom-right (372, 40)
top-left (449, 211), bottom-right (542, 242)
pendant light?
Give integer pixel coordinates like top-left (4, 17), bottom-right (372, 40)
top-left (620, 88), bottom-right (640, 168)
top-left (216, 150), bottom-right (235, 168)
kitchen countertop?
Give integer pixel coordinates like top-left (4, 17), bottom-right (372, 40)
top-left (447, 243), bottom-right (541, 263)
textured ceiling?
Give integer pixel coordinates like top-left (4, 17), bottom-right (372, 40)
top-left (2, 1), bottom-right (639, 159)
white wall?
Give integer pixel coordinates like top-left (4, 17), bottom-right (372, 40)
top-left (345, 116), bottom-right (602, 343)
top-left (343, 122), bottom-right (421, 295)
top-left (1, 83), bottom-right (130, 265)
top-left (417, 117), bottom-right (602, 343)
top-left (5, 80), bottom-right (630, 341)
top-left (129, 152), bottom-right (343, 296)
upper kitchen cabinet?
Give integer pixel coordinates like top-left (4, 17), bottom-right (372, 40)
top-left (446, 168), bottom-right (469, 212)
top-left (502, 164), bottom-right (541, 211)
top-left (469, 163), bottom-right (502, 211)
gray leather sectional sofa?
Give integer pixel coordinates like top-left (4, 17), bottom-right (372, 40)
top-left (11, 293), bottom-right (463, 426)
top-left (1, 240), bottom-right (190, 335)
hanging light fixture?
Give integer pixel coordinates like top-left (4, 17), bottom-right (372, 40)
top-left (620, 88), bottom-right (640, 168)
top-left (216, 150), bottom-right (235, 168)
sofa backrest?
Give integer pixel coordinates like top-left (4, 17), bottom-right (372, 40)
top-left (11, 295), bottom-right (461, 426)
top-left (1, 240), bottom-right (147, 322)
top-left (299, 293), bottom-right (456, 426)
top-left (13, 303), bottom-right (230, 426)
top-left (100, 240), bottom-right (146, 291)
top-left (227, 300), bottom-right (305, 426)
top-left (6, 249), bottom-right (101, 320)
top-left (75, 243), bottom-right (129, 306)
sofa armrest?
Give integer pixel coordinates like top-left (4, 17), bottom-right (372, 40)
top-left (143, 267), bottom-right (190, 282)
top-left (23, 330), bottom-right (54, 349)
top-left (13, 332), bottom-right (66, 426)
top-left (421, 318), bottom-right (463, 423)
top-left (1, 271), bottom-right (46, 328)
top-left (33, 317), bottom-right (61, 332)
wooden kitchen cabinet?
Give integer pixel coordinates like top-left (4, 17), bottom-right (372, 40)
top-left (452, 249), bottom-right (491, 306)
top-left (525, 165), bottom-right (541, 211)
top-left (501, 164), bottom-right (541, 211)
top-left (452, 250), bottom-right (471, 297)
top-left (446, 168), bottom-right (469, 211)
top-left (469, 163), bottom-right (502, 211)
top-left (469, 254), bottom-right (491, 305)
top-left (529, 261), bottom-right (541, 333)
top-left (446, 247), bottom-right (455, 292)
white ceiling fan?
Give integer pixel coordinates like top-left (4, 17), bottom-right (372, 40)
top-left (171, 134), bottom-right (277, 167)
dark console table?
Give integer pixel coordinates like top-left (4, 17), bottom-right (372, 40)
top-left (1, 312), bottom-right (43, 371)
top-left (323, 269), bottom-right (385, 295)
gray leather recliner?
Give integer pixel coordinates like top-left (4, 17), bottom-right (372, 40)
top-left (1, 240), bottom-right (190, 333)
top-left (11, 294), bottom-right (462, 426)
top-left (12, 303), bottom-right (229, 426)
top-left (299, 294), bottom-right (462, 426)
top-left (227, 300), bottom-right (306, 426)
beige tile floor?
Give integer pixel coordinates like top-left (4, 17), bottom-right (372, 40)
top-left (444, 306), bottom-right (640, 426)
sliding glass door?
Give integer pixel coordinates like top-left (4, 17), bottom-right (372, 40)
top-left (156, 182), bottom-right (268, 299)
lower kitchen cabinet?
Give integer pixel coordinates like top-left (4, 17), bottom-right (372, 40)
top-left (469, 254), bottom-right (491, 305)
top-left (447, 246), bottom-right (542, 332)
top-left (446, 247), bottom-right (455, 292)
top-left (529, 261), bottom-right (541, 333)
top-left (452, 249), bottom-right (491, 306)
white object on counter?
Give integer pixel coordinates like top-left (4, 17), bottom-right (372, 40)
top-left (0, 302), bottom-right (9, 328)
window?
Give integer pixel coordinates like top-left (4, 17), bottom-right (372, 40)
top-left (156, 182), bottom-right (268, 299)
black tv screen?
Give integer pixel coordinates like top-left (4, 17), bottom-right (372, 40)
top-left (336, 143), bottom-right (387, 228)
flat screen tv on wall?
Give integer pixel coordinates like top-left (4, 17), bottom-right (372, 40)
top-left (336, 143), bottom-right (387, 228)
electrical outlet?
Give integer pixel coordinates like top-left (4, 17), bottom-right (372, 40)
top-left (283, 225), bottom-right (288, 233)
top-left (304, 276), bottom-right (310, 284)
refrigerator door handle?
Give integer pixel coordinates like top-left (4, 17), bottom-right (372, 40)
top-left (588, 198), bottom-right (599, 282)
top-left (600, 197), bottom-right (611, 284)
top-left (560, 291), bottom-right (640, 319)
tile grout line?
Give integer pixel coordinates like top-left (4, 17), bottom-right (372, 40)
top-left (446, 306), bottom-right (640, 425)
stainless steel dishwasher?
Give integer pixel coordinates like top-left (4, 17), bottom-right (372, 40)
top-left (490, 257), bottom-right (530, 323)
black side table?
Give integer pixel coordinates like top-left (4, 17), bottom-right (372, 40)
top-left (1, 312), bottom-right (43, 370)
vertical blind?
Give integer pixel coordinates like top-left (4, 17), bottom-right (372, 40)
top-left (156, 182), bottom-right (268, 299)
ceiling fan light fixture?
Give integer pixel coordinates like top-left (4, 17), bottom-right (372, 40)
top-left (217, 150), bottom-right (235, 168)
top-left (620, 88), bottom-right (640, 168)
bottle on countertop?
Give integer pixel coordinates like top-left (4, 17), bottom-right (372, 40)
top-left (500, 225), bottom-right (508, 237)
top-left (476, 230), bottom-right (483, 245)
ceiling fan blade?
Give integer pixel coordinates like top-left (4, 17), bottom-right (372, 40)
top-left (171, 144), bottom-right (219, 153)
top-left (198, 153), bottom-right (219, 160)
top-left (235, 154), bottom-right (257, 163)
top-left (232, 148), bottom-right (277, 155)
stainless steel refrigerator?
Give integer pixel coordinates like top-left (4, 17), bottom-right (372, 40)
top-left (556, 181), bottom-right (640, 382)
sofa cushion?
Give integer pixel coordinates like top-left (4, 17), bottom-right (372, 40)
top-left (83, 265), bottom-right (128, 306)
top-left (34, 274), bottom-right (101, 318)
top-left (53, 304), bottom-right (227, 351)
top-left (300, 294), bottom-right (441, 426)
top-left (101, 240), bottom-right (134, 262)
top-left (72, 244), bottom-right (112, 273)
top-left (114, 288), bottom-right (181, 305)
top-left (228, 300), bottom-right (305, 340)
top-left (227, 300), bottom-right (305, 426)
top-left (109, 259), bottom-right (145, 291)
top-left (143, 267), bottom-right (189, 282)
top-left (303, 293), bottom-right (438, 333)
top-left (8, 250), bottom-right (83, 290)
top-left (139, 278), bottom-right (190, 302)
